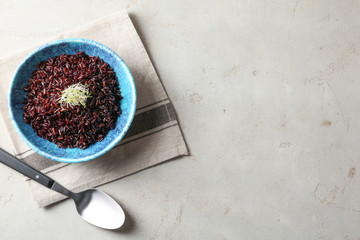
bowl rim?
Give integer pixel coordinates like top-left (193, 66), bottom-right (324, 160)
top-left (8, 38), bottom-right (137, 163)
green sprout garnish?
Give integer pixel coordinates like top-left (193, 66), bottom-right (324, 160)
top-left (58, 83), bottom-right (91, 108)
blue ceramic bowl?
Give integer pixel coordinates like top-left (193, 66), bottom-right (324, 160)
top-left (8, 38), bottom-right (136, 163)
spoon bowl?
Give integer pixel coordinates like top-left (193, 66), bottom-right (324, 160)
top-left (74, 189), bottom-right (125, 229)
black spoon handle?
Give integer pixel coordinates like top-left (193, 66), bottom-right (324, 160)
top-left (0, 148), bottom-right (54, 188)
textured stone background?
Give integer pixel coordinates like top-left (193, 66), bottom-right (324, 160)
top-left (1, 0), bottom-right (360, 239)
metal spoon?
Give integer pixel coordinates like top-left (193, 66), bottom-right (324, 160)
top-left (0, 148), bottom-right (125, 229)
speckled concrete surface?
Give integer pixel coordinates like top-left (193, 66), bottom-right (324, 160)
top-left (1, 0), bottom-right (360, 239)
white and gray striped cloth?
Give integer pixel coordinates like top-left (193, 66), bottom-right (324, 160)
top-left (0, 11), bottom-right (188, 207)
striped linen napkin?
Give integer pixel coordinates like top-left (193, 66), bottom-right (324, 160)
top-left (0, 10), bottom-right (188, 207)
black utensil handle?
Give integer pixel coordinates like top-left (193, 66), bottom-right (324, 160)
top-left (0, 148), bottom-right (54, 188)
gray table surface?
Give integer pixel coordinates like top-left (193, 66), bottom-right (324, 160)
top-left (1, 0), bottom-right (360, 239)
